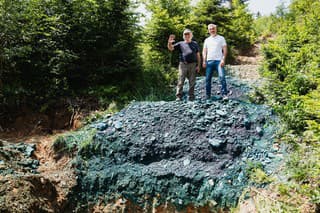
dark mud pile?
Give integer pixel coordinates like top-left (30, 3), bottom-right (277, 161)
top-left (71, 77), bottom-right (283, 210)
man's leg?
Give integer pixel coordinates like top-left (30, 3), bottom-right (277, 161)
top-left (176, 62), bottom-right (187, 100)
top-left (217, 62), bottom-right (227, 95)
top-left (187, 63), bottom-right (196, 101)
top-left (205, 61), bottom-right (214, 99)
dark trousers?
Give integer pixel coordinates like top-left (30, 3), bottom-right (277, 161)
top-left (176, 62), bottom-right (196, 100)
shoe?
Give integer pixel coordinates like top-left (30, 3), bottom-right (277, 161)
top-left (223, 95), bottom-right (228, 100)
top-left (206, 99), bottom-right (212, 104)
top-left (176, 97), bottom-right (182, 101)
top-left (228, 90), bottom-right (233, 95)
top-left (212, 95), bottom-right (222, 101)
top-left (206, 95), bottom-right (211, 100)
top-left (216, 91), bottom-right (221, 95)
top-left (189, 97), bottom-right (195, 102)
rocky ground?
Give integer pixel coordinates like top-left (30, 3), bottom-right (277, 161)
top-left (0, 140), bottom-right (58, 212)
top-left (0, 65), bottom-right (285, 212)
top-left (0, 135), bottom-right (76, 212)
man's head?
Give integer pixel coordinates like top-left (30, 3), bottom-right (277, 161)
top-left (208, 24), bottom-right (217, 36)
top-left (183, 29), bottom-right (193, 42)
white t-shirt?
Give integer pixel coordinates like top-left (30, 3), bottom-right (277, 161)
top-left (203, 35), bottom-right (227, 61)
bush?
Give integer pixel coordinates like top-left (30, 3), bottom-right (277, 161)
top-left (0, 0), bottom-right (142, 110)
top-left (259, 0), bottom-right (320, 210)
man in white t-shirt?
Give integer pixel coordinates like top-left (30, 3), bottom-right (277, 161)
top-left (202, 24), bottom-right (229, 100)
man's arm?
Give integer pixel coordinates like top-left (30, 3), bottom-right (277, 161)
top-left (167, 35), bottom-right (175, 51)
top-left (196, 52), bottom-right (201, 72)
top-left (202, 47), bottom-right (207, 68)
top-left (220, 45), bottom-right (227, 67)
top-left (168, 42), bottom-right (174, 51)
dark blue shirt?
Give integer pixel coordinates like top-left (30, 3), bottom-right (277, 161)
top-left (174, 41), bottom-right (199, 63)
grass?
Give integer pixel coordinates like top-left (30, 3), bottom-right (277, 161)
top-left (52, 128), bottom-right (97, 158)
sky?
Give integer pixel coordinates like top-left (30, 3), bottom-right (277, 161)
top-left (137, 0), bottom-right (291, 25)
top-left (247, 0), bottom-right (290, 16)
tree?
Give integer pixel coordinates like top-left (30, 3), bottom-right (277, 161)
top-left (141, 0), bottom-right (191, 68)
top-left (261, 0), bottom-right (320, 131)
top-left (259, 1), bottom-right (320, 209)
top-left (228, 0), bottom-right (255, 53)
top-left (64, 0), bottom-right (141, 89)
top-left (189, 0), bottom-right (255, 60)
top-left (0, 0), bottom-right (72, 108)
top-left (189, 0), bottom-right (231, 40)
top-left (0, 0), bottom-right (142, 110)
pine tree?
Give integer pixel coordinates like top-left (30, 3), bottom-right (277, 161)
top-left (228, 0), bottom-right (255, 53)
top-left (189, 0), bottom-right (254, 60)
top-left (141, 0), bottom-right (191, 69)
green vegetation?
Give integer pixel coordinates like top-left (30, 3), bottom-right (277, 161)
top-left (189, 0), bottom-right (255, 60)
top-left (2, 0), bottom-right (320, 211)
top-left (246, 161), bottom-right (274, 185)
top-left (253, 0), bottom-right (320, 210)
top-left (53, 128), bottom-right (96, 158)
top-left (253, 3), bottom-right (287, 39)
top-left (53, 132), bottom-right (90, 161)
top-left (142, 0), bottom-right (255, 67)
top-left (141, 0), bottom-right (191, 68)
top-left (0, 0), bottom-right (142, 112)
top-left (0, 0), bottom-right (255, 115)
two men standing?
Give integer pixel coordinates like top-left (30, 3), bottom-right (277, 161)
top-left (168, 24), bottom-right (229, 101)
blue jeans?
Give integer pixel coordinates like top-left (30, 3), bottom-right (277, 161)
top-left (206, 60), bottom-right (227, 97)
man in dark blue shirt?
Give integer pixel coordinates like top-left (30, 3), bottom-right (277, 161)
top-left (168, 29), bottom-right (201, 101)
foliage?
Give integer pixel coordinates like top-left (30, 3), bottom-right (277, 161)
top-left (0, 0), bottom-right (257, 114)
top-left (245, 160), bottom-right (274, 185)
top-left (53, 128), bottom-right (97, 157)
top-left (189, 0), bottom-right (255, 59)
top-left (254, 15), bottom-right (278, 39)
top-left (135, 64), bottom-right (177, 101)
top-left (141, 0), bottom-right (255, 68)
top-left (0, 0), bottom-right (141, 111)
top-left (259, 0), bottom-right (320, 210)
top-left (141, 0), bottom-right (191, 68)
top-left (0, 0), bottom-right (71, 108)
top-left (188, 0), bottom-right (232, 43)
top-left (227, 0), bottom-right (256, 53)
top-left (261, 0), bottom-right (320, 133)
top-left (253, 2), bottom-right (288, 39)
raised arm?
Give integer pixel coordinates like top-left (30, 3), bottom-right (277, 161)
top-left (167, 34), bottom-right (175, 51)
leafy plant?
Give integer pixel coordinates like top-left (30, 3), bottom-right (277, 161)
top-left (0, 0), bottom-right (142, 111)
top-left (256, 0), bottom-right (320, 210)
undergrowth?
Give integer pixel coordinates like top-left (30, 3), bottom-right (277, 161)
top-left (238, 1), bottom-right (320, 211)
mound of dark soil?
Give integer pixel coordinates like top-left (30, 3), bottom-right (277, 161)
top-left (70, 77), bottom-right (283, 211)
